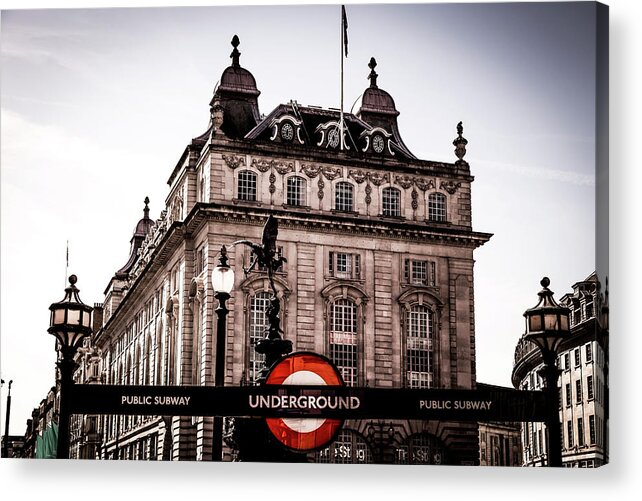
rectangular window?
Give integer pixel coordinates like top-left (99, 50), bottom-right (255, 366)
top-left (565, 383), bottom-right (571, 407)
top-left (585, 301), bottom-right (594, 319)
top-left (329, 252), bottom-right (361, 279)
top-left (564, 353), bottom-right (570, 371)
top-left (237, 170), bottom-right (257, 201)
top-left (585, 343), bottom-right (593, 363)
top-left (195, 245), bottom-right (205, 276)
top-left (330, 300), bottom-right (358, 386)
top-left (587, 375), bottom-right (594, 400)
top-left (589, 415), bottom-right (596, 444)
top-left (249, 293), bottom-right (271, 382)
top-left (403, 259), bottom-right (436, 286)
top-left (576, 379), bottom-right (582, 403)
top-left (567, 421), bottom-right (573, 448)
top-left (574, 348), bottom-right (581, 368)
top-left (577, 418), bottom-right (585, 446)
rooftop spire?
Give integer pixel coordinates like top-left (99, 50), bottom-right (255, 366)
top-left (368, 57), bottom-right (378, 88)
top-left (143, 196), bottom-right (150, 219)
top-left (230, 35), bottom-right (241, 67)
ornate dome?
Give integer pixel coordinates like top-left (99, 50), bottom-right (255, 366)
top-left (358, 57), bottom-right (399, 117)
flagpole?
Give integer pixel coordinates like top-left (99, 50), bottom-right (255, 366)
top-left (340, 6), bottom-right (344, 151)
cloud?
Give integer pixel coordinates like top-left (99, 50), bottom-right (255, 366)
top-left (471, 157), bottom-right (595, 187)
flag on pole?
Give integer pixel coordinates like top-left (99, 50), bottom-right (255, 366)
top-left (342, 5), bottom-right (349, 57)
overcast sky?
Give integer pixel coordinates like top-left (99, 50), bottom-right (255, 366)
top-left (1, 1), bottom-right (601, 436)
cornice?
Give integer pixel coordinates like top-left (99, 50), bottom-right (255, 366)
top-left (207, 138), bottom-right (474, 182)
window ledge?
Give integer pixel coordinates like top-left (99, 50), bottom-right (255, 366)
top-left (233, 198), bottom-right (262, 206)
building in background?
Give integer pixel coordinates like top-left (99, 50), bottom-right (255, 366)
top-left (478, 421), bottom-right (522, 467)
top-left (512, 272), bottom-right (608, 467)
top-left (62, 36), bottom-right (491, 463)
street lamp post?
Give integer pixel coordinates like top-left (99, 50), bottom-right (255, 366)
top-left (211, 246), bottom-right (235, 461)
top-left (523, 277), bottom-right (570, 467)
top-left (48, 275), bottom-right (93, 459)
top-left (2, 380), bottom-right (12, 458)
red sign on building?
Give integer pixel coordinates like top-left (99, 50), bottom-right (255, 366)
top-left (264, 352), bottom-right (345, 451)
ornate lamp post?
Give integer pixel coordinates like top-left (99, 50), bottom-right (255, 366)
top-left (523, 277), bottom-right (570, 467)
top-left (2, 379), bottom-right (13, 458)
top-left (211, 246), bottom-right (235, 461)
top-left (48, 275), bottom-right (93, 459)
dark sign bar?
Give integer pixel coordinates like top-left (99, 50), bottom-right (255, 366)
top-left (69, 383), bottom-right (547, 422)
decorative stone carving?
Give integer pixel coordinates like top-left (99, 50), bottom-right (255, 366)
top-left (251, 158), bottom-right (273, 173)
top-left (453, 121), bottom-right (469, 168)
top-left (321, 165), bottom-right (342, 181)
top-left (349, 169), bottom-right (368, 184)
top-left (300, 163), bottom-right (321, 178)
top-left (394, 174), bottom-right (414, 189)
top-left (414, 178), bottom-right (435, 191)
top-left (365, 183), bottom-right (372, 205)
top-left (318, 178), bottom-right (325, 199)
top-left (274, 161), bottom-right (294, 175)
top-left (411, 189), bottom-right (419, 211)
top-left (440, 181), bottom-right (462, 194)
top-left (368, 172), bottom-right (389, 187)
top-left (269, 172), bottom-right (276, 194)
top-left (222, 154), bottom-right (245, 170)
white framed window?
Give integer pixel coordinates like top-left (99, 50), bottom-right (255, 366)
top-left (405, 305), bottom-right (433, 388)
top-left (585, 343), bottom-right (593, 363)
top-left (587, 375), bottom-right (594, 400)
top-left (428, 192), bottom-right (447, 222)
top-left (237, 170), bottom-right (257, 201)
top-left (403, 258), bottom-right (436, 286)
top-left (248, 292), bottom-right (271, 383)
top-left (328, 252), bottom-right (361, 280)
top-left (286, 176), bottom-right (306, 206)
top-left (335, 182), bottom-right (354, 212)
top-left (330, 298), bottom-right (358, 386)
top-left (575, 379), bottom-right (582, 403)
top-left (382, 187), bottom-right (401, 217)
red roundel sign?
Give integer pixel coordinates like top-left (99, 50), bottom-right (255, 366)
top-left (265, 352), bottom-right (344, 452)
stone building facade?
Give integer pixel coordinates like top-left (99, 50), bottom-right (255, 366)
top-left (512, 273), bottom-right (609, 467)
top-left (85, 37), bottom-right (491, 463)
top-left (478, 421), bottom-right (522, 467)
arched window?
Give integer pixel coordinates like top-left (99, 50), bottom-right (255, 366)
top-left (248, 292), bottom-right (271, 383)
top-left (314, 430), bottom-right (373, 464)
top-left (286, 176), bottom-right (306, 206)
top-left (428, 192), bottom-right (447, 222)
top-left (330, 298), bottom-right (358, 386)
top-left (382, 187), bottom-right (401, 217)
top-left (405, 305), bottom-right (434, 388)
top-left (395, 433), bottom-right (448, 465)
top-left (237, 170), bottom-right (257, 201)
top-left (335, 182), bottom-right (354, 212)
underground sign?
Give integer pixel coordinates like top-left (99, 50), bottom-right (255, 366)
top-left (264, 352), bottom-right (345, 451)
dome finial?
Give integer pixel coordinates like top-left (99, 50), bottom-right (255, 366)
top-left (144, 196), bottom-right (150, 219)
top-left (368, 57), bottom-right (378, 88)
top-left (231, 35), bottom-right (241, 67)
